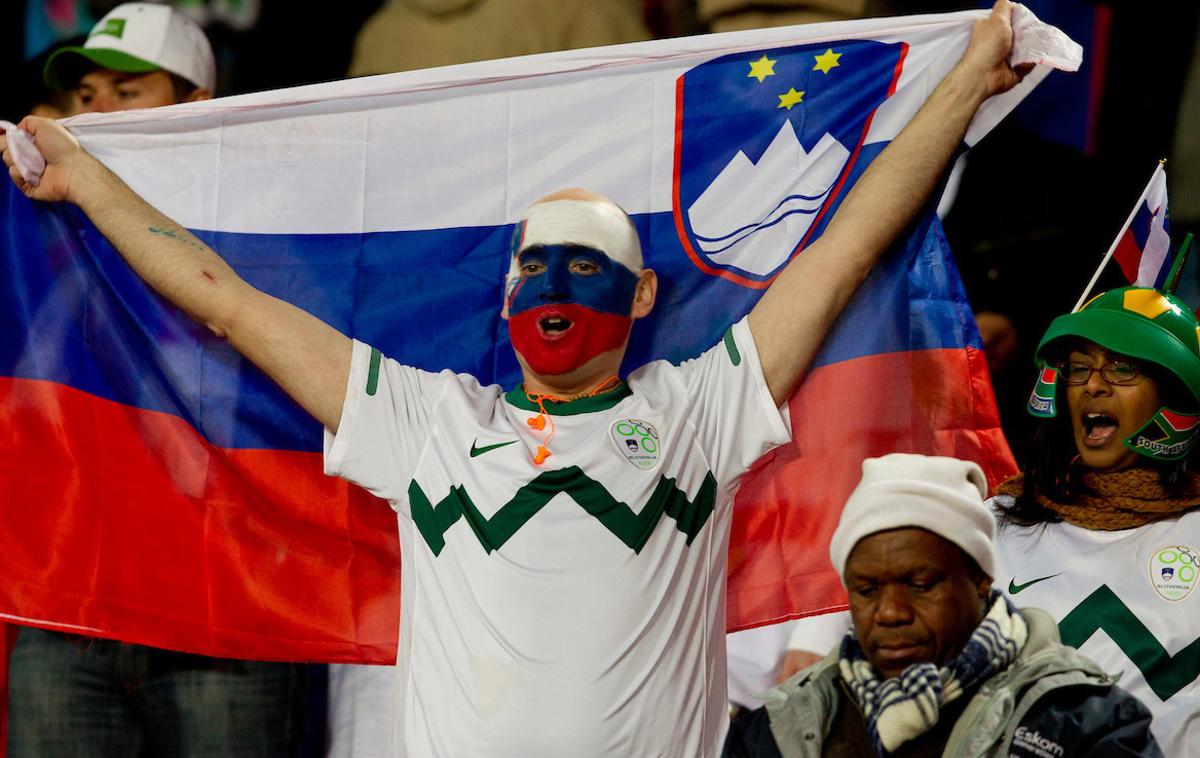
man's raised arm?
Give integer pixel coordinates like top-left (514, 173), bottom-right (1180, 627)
top-left (2, 117), bottom-right (352, 432)
top-left (749, 0), bottom-right (1024, 406)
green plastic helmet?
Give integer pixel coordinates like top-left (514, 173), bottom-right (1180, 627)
top-left (1034, 287), bottom-right (1200, 407)
top-left (1028, 287), bottom-right (1200, 461)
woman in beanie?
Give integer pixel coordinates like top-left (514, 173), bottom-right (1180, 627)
top-left (993, 285), bottom-right (1200, 754)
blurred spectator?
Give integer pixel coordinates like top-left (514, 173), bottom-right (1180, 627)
top-left (1170, 15), bottom-right (1200, 232)
top-left (347, 0), bottom-right (651, 76)
top-left (43, 3), bottom-right (217, 110)
top-left (7, 6), bottom-right (309, 755)
top-left (9, 36), bottom-right (85, 121)
top-left (696, 0), bottom-right (967, 32)
top-left (226, 0), bottom-right (381, 94)
top-left (726, 454), bottom-right (1161, 757)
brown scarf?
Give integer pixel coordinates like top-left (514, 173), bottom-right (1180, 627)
top-left (997, 468), bottom-right (1200, 530)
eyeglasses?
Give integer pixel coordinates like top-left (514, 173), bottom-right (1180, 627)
top-left (1058, 360), bottom-right (1143, 386)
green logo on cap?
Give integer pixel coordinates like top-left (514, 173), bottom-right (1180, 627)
top-left (92, 18), bottom-right (126, 39)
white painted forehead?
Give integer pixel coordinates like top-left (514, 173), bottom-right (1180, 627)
top-left (514, 199), bottom-right (643, 273)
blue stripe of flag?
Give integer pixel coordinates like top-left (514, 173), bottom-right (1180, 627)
top-left (0, 152), bottom-right (979, 451)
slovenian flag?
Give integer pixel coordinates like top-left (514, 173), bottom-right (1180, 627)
top-left (1113, 162), bottom-right (1172, 288)
top-left (0, 9), bottom-right (1079, 665)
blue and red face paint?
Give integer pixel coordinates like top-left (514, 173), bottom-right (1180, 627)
top-left (505, 244), bottom-right (640, 376)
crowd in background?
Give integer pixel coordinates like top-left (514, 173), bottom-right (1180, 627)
top-left (5, 1), bottom-right (1200, 755)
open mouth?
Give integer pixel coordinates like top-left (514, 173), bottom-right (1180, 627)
top-left (1081, 411), bottom-right (1120, 448)
top-left (537, 313), bottom-right (573, 340)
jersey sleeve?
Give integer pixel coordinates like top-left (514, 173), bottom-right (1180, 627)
top-left (674, 317), bottom-right (791, 485)
top-left (323, 340), bottom-right (447, 505)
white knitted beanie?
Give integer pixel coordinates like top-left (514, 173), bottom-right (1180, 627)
top-left (829, 453), bottom-right (995, 580)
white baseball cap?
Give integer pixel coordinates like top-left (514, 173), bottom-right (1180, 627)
top-left (45, 3), bottom-right (216, 94)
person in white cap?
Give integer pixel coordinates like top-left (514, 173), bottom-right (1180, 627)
top-left (5, 4), bottom-right (1027, 756)
top-left (7, 7), bottom-right (309, 758)
top-left (725, 453), bottom-right (1160, 757)
top-left (43, 2), bottom-right (216, 113)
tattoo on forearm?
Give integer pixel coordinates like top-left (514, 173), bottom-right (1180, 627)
top-left (148, 225), bottom-right (207, 252)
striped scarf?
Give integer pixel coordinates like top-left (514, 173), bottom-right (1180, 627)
top-left (837, 591), bottom-right (1027, 756)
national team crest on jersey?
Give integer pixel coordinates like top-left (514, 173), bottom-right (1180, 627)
top-left (611, 419), bottom-right (661, 469)
top-left (1149, 545), bottom-right (1199, 601)
top-left (673, 39), bottom-right (907, 288)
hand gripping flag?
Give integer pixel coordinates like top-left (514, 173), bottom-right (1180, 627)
top-left (0, 8), bottom-right (1079, 664)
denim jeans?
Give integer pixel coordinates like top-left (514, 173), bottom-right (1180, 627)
top-left (8, 627), bottom-right (308, 757)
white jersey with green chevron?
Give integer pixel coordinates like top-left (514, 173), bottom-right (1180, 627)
top-left (324, 317), bottom-right (790, 757)
top-left (991, 498), bottom-right (1200, 756)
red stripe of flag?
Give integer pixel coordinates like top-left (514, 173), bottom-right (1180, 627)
top-left (1112, 227), bottom-right (1143, 285)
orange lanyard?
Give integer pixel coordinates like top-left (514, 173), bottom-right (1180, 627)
top-left (523, 376), bottom-right (621, 465)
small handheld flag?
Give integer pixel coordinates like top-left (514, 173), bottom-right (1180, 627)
top-left (1074, 162), bottom-right (1171, 311)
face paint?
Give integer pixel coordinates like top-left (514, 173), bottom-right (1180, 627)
top-left (506, 245), bottom-right (639, 376)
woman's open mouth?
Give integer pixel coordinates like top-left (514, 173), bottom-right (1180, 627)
top-left (1081, 411), bottom-right (1120, 448)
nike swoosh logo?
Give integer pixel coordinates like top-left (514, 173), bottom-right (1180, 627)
top-left (1008, 573), bottom-right (1061, 595)
top-left (469, 439), bottom-right (519, 458)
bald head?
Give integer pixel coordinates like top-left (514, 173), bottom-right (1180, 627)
top-left (507, 188), bottom-right (644, 293)
top-left (532, 187), bottom-right (622, 206)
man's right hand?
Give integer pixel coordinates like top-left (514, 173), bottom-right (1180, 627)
top-left (3, 114), bottom-right (353, 433)
top-left (1, 116), bottom-right (96, 205)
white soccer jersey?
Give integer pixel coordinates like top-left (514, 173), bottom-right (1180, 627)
top-left (325, 318), bottom-right (790, 757)
top-left (991, 497), bottom-right (1200, 756)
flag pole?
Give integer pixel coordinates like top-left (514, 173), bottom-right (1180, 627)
top-left (1072, 161), bottom-right (1166, 312)
top-left (1164, 232), bottom-right (1195, 295)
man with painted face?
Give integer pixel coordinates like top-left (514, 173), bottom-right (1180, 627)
top-left (992, 285), bottom-right (1200, 753)
top-left (502, 190), bottom-right (653, 402)
top-left (726, 454), bottom-right (1159, 757)
top-left (4, 3), bottom-right (1024, 755)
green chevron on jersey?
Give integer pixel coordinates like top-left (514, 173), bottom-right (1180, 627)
top-left (409, 466), bottom-right (716, 556)
top-left (1059, 584), bottom-right (1200, 701)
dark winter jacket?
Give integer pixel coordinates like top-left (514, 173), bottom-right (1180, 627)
top-left (724, 608), bottom-right (1161, 758)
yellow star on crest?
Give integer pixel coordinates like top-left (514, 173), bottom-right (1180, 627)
top-left (777, 87), bottom-right (805, 110)
top-left (813, 48), bottom-right (842, 74)
top-left (747, 54), bottom-right (777, 83)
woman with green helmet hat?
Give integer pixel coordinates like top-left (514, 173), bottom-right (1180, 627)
top-left (991, 284), bottom-right (1200, 754)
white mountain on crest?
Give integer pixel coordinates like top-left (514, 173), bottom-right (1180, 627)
top-left (686, 120), bottom-right (850, 277)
